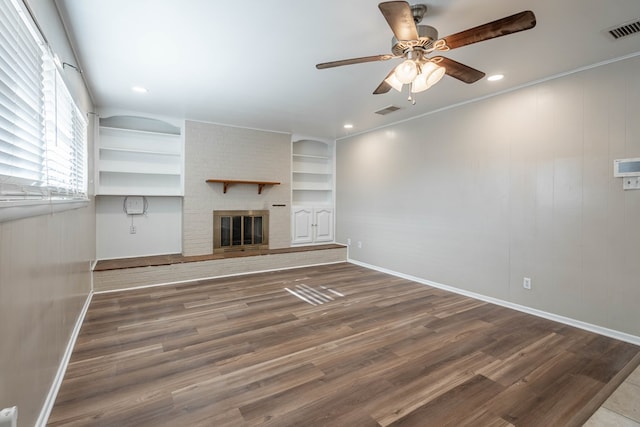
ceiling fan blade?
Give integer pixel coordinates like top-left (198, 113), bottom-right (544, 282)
top-left (373, 68), bottom-right (397, 94)
top-left (316, 54), bottom-right (395, 69)
top-left (373, 81), bottom-right (392, 95)
top-left (379, 1), bottom-right (419, 41)
top-left (441, 10), bottom-right (536, 50)
top-left (434, 56), bottom-right (485, 84)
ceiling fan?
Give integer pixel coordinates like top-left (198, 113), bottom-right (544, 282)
top-left (316, 1), bottom-right (536, 102)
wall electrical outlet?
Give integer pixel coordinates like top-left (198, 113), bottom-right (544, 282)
top-left (523, 277), bottom-right (532, 290)
top-left (623, 176), bottom-right (640, 190)
top-left (130, 225), bottom-right (137, 234)
top-left (347, 238), bottom-right (351, 246)
top-left (357, 241), bottom-right (362, 249)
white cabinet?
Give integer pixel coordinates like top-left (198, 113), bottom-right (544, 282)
top-left (96, 116), bottom-right (183, 196)
top-left (292, 206), bottom-right (334, 244)
top-left (313, 207), bottom-right (334, 242)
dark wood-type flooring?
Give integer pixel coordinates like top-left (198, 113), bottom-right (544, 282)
top-left (49, 263), bottom-right (640, 426)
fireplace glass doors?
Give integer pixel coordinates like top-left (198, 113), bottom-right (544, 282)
top-left (213, 210), bottom-right (269, 252)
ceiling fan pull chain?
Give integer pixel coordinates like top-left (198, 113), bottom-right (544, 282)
top-left (406, 85), bottom-right (416, 105)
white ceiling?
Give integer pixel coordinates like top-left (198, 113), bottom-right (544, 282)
top-left (54, 0), bottom-right (640, 140)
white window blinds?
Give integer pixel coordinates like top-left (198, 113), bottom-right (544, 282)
top-left (43, 60), bottom-right (87, 197)
top-left (0, 0), bottom-right (87, 201)
top-left (0, 0), bottom-right (46, 195)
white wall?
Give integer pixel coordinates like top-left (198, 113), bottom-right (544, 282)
top-left (0, 2), bottom-right (95, 425)
top-left (336, 55), bottom-right (640, 337)
top-left (183, 121), bottom-right (292, 256)
top-left (95, 196), bottom-right (182, 259)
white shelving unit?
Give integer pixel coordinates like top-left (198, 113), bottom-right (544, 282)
top-left (291, 139), bottom-right (334, 244)
top-left (292, 140), bottom-right (333, 205)
top-left (96, 117), bottom-right (183, 196)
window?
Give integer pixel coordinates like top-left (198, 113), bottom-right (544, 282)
top-left (43, 59), bottom-right (87, 198)
top-left (0, 0), bottom-right (87, 210)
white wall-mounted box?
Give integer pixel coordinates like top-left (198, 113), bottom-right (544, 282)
top-left (124, 196), bottom-right (145, 215)
top-left (613, 158), bottom-right (640, 177)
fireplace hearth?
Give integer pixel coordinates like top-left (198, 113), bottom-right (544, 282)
top-left (213, 210), bottom-right (269, 252)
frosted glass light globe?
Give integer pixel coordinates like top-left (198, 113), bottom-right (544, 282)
top-left (394, 60), bottom-right (418, 84)
top-left (411, 62), bottom-right (446, 93)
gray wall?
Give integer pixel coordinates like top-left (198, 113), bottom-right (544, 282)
top-left (0, 207), bottom-right (94, 426)
top-left (0, 1), bottom-right (95, 426)
top-left (336, 55), bottom-right (640, 337)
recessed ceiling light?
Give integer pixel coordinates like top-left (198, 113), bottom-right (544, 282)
top-left (343, 124), bottom-right (354, 129)
top-left (487, 74), bottom-right (504, 82)
top-left (132, 86), bottom-right (148, 93)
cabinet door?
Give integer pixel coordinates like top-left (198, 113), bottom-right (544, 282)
top-left (313, 208), bottom-right (334, 242)
top-left (292, 207), bottom-right (313, 244)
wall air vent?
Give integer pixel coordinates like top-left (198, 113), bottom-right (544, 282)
top-left (375, 105), bottom-right (401, 115)
top-left (606, 19), bottom-right (640, 40)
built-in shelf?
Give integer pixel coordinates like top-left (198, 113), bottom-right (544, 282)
top-left (99, 146), bottom-right (179, 156)
top-left (292, 153), bottom-right (330, 160)
top-left (292, 171), bottom-right (332, 175)
top-left (292, 139), bottom-right (333, 207)
top-left (99, 125), bottom-right (180, 136)
top-left (96, 116), bottom-right (183, 196)
top-left (206, 179), bottom-right (281, 194)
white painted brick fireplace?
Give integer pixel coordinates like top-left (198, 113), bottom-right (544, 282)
top-left (183, 120), bottom-right (292, 256)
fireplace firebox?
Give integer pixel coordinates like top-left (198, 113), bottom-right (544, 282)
top-left (213, 210), bottom-right (269, 252)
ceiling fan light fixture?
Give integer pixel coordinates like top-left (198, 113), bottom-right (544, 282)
top-left (426, 63), bottom-right (445, 85)
top-left (394, 59), bottom-right (418, 84)
top-left (411, 73), bottom-right (429, 93)
top-left (411, 61), bottom-right (445, 93)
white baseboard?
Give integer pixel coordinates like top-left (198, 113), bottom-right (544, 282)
top-left (36, 291), bottom-right (93, 427)
top-left (348, 259), bottom-right (640, 346)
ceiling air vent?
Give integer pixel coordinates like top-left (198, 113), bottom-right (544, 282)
top-left (375, 105), bottom-right (401, 115)
top-left (607, 19), bottom-right (640, 40)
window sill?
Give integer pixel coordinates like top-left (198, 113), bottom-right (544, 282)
top-left (0, 198), bottom-right (90, 223)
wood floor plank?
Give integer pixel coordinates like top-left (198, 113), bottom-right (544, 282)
top-left (48, 262), bottom-right (640, 426)
top-left (171, 362), bottom-right (326, 420)
top-left (371, 351), bottom-right (500, 426)
top-left (387, 374), bottom-right (506, 426)
top-left (248, 377), bottom-right (396, 427)
top-left (478, 332), bottom-right (573, 386)
top-left (164, 407), bottom-right (246, 427)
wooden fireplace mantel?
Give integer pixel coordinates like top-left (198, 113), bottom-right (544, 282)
top-left (206, 179), bottom-right (280, 194)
